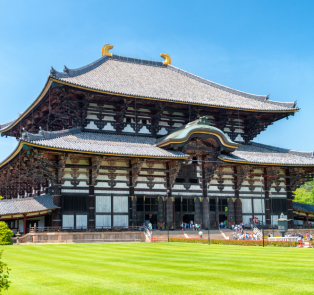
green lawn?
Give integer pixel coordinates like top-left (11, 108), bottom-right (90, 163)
top-left (1, 243), bottom-right (314, 295)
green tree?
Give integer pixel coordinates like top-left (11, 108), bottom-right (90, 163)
top-left (0, 251), bottom-right (10, 293)
top-left (293, 180), bottom-right (314, 205)
top-left (0, 222), bottom-right (13, 246)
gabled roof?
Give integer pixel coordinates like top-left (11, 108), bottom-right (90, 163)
top-left (219, 142), bottom-right (314, 166)
top-left (156, 117), bottom-right (241, 152)
top-left (0, 194), bottom-right (58, 216)
top-left (50, 54), bottom-right (297, 112)
top-left (20, 128), bottom-right (187, 159)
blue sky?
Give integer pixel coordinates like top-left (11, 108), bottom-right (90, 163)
top-left (0, 0), bottom-right (314, 161)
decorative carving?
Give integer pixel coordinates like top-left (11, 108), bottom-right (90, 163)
top-left (130, 159), bottom-right (145, 187)
top-left (160, 53), bottom-right (171, 65)
top-left (289, 168), bottom-right (306, 191)
top-left (264, 167), bottom-right (281, 191)
top-left (168, 161), bottom-right (182, 188)
top-left (146, 162), bottom-right (155, 169)
top-left (102, 44), bottom-right (113, 57)
top-left (233, 165), bottom-right (251, 190)
top-left (91, 156), bottom-right (103, 185)
top-left (94, 120), bottom-right (107, 130)
top-left (57, 153), bottom-right (68, 184)
top-left (108, 179), bottom-right (116, 188)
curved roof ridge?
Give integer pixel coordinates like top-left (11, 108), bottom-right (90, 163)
top-left (0, 118), bottom-right (18, 131)
top-left (50, 54), bottom-right (167, 79)
top-left (50, 55), bottom-right (110, 78)
top-left (21, 127), bottom-right (81, 141)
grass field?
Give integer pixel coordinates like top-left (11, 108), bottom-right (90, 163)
top-left (1, 243), bottom-right (314, 295)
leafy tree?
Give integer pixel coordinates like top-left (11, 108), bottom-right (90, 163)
top-left (293, 180), bottom-right (314, 205)
top-left (0, 251), bottom-right (10, 293)
top-left (0, 222), bottom-right (13, 246)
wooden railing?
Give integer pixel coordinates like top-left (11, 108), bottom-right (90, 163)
top-left (28, 226), bottom-right (144, 233)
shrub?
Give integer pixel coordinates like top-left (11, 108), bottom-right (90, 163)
top-left (0, 222), bottom-right (13, 245)
top-left (169, 238), bottom-right (314, 247)
top-left (0, 251), bottom-right (10, 292)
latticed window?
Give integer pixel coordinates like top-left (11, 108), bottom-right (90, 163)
top-left (210, 199), bottom-right (216, 212)
top-left (145, 197), bottom-right (158, 212)
top-left (63, 196), bottom-right (88, 212)
top-left (182, 199), bottom-right (195, 212)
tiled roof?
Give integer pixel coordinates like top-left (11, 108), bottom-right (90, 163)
top-left (0, 118), bottom-right (18, 132)
top-left (220, 142), bottom-right (314, 165)
top-left (22, 128), bottom-right (187, 158)
top-left (49, 54), bottom-right (297, 112)
top-left (293, 202), bottom-right (314, 214)
top-left (0, 194), bottom-right (58, 216)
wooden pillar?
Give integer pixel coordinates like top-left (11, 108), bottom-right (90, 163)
top-left (23, 214), bottom-right (26, 235)
top-left (166, 197), bottom-right (174, 229)
top-left (143, 196), bottom-right (146, 225)
top-left (129, 161), bottom-right (135, 226)
top-left (157, 196), bottom-right (164, 229)
top-left (89, 159), bottom-right (95, 228)
top-left (195, 197), bottom-right (201, 226)
top-left (202, 197), bottom-right (210, 229)
top-left (215, 197), bottom-right (219, 228)
top-left (52, 184), bottom-right (62, 227)
top-left (285, 169), bottom-right (294, 228)
top-left (227, 198), bottom-right (235, 224)
top-left (180, 196), bottom-right (183, 225)
top-left (132, 196), bottom-right (137, 226)
top-left (307, 214), bottom-right (309, 229)
top-left (264, 168), bottom-right (271, 226)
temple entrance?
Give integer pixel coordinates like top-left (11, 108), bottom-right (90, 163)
top-left (26, 220), bottom-right (40, 232)
top-left (182, 214), bottom-right (194, 228)
top-left (145, 214), bottom-right (157, 229)
top-left (219, 214), bottom-right (227, 223)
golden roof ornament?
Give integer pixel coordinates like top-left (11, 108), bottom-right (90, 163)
top-left (160, 53), bottom-right (171, 65)
top-left (102, 44), bottom-right (113, 57)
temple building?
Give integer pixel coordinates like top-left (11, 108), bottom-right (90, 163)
top-left (1, 44), bottom-right (313, 234)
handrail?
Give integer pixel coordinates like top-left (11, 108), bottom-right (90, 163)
top-left (28, 226), bottom-right (144, 233)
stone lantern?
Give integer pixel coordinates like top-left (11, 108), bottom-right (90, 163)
top-left (277, 213), bottom-right (290, 237)
top-left (16, 231), bottom-right (21, 245)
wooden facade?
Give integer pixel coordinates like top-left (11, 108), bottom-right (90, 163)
top-left (0, 50), bottom-right (312, 231)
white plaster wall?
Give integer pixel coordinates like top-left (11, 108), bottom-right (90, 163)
top-left (96, 196), bottom-right (111, 213)
top-left (173, 123), bottom-right (183, 127)
top-left (18, 220), bottom-right (24, 233)
top-left (242, 215), bottom-right (251, 224)
top-left (65, 159), bottom-right (88, 165)
top-left (253, 199), bottom-right (265, 214)
top-left (140, 171), bottom-right (165, 176)
top-left (113, 197), bottom-right (128, 213)
top-left (157, 128), bottom-right (167, 135)
top-left (96, 215), bottom-right (111, 228)
top-left (103, 123), bottom-right (115, 131)
top-left (113, 215), bottom-right (128, 227)
top-left (76, 215), bottom-right (88, 228)
top-left (96, 190), bottom-right (129, 195)
top-left (63, 215), bottom-right (74, 228)
top-left (138, 126), bottom-right (150, 134)
top-left (123, 124), bottom-right (133, 132)
top-left (61, 189), bottom-right (89, 193)
top-left (242, 199), bottom-right (252, 214)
